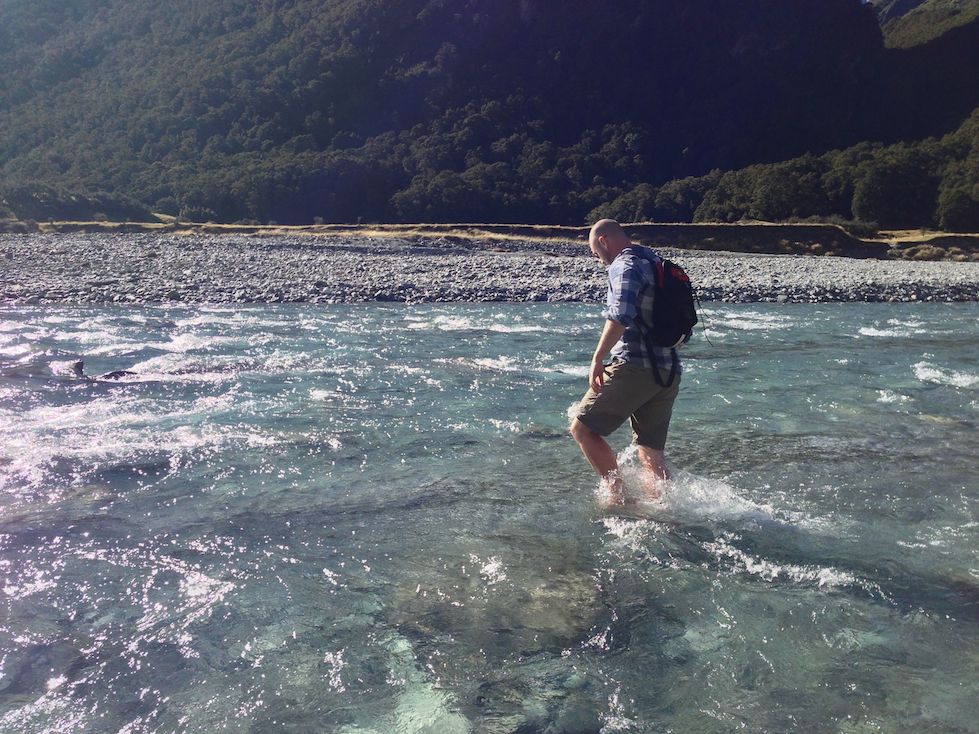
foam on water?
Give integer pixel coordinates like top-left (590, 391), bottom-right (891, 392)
top-left (858, 317), bottom-right (931, 338)
top-left (601, 446), bottom-right (780, 525)
top-left (877, 389), bottom-right (912, 404)
top-left (540, 363), bottom-right (589, 377)
top-left (703, 534), bottom-right (860, 590)
top-left (860, 326), bottom-right (911, 337)
top-left (126, 352), bottom-right (252, 382)
top-left (707, 308), bottom-right (796, 331)
top-left (913, 360), bottom-right (979, 388)
top-left (406, 313), bottom-right (544, 333)
top-left (0, 340), bottom-right (21, 355)
top-left (174, 311), bottom-right (290, 329)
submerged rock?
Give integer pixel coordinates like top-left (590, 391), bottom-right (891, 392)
top-left (390, 564), bottom-right (603, 658)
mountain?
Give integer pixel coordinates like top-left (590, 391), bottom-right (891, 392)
top-left (867, 0), bottom-right (929, 24)
top-left (0, 0), bottom-right (976, 225)
top-left (881, 0), bottom-right (979, 46)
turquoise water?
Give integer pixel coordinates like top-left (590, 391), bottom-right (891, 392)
top-left (1, 302), bottom-right (978, 733)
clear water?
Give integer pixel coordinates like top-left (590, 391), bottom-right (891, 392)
top-left (1, 302), bottom-right (978, 733)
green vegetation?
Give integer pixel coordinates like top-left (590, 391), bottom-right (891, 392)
top-left (0, 184), bottom-right (150, 223)
top-left (882, 0), bottom-right (979, 46)
top-left (591, 109), bottom-right (979, 232)
top-left (0, 0), bottom-right (977, 226)
top-left (869, 0), bottom-right (929, 24)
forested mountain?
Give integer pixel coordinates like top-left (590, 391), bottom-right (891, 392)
top-left (0, 0), bottom-right (977, 227)
top-left (881, 0), bottom-right (979, 46)
top-left (868, 0), bottom-right (929, 24)
top-left (594, 107), bottom-right (979, 232)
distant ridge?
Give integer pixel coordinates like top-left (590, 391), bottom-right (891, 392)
top-left (881, 0), bottom-right (979, 46)
top-left (0, 0), bottom-right (976, 227)
top-left (869, 0), bottom-right (930, 24)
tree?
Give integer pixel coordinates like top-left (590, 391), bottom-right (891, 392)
top-left (937, 158), bottom-right (979, 231)
top-left (587, 184), bottom-right (656, 223)
top-left (851, 146), bottom-right (940, 228)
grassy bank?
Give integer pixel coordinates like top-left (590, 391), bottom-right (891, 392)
top-left (3, 218), bottom-right (979, 261)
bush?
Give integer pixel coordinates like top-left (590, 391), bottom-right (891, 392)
top-left (903, 244), bottom-right (946, 260)
top-left (178, 205), bottom-right (218, 223)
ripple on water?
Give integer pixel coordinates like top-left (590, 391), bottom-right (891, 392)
top-left (1, 302), bottom-right (977, 731)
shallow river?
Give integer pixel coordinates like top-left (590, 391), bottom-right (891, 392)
top-left (1, 303), bottom-right (977, 732)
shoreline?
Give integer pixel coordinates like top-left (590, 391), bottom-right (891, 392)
top-left (2, 231), bottom-right (979, 305)
top-left (4, 218), bottom-right (979, 260)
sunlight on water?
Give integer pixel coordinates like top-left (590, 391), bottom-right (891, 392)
top-left (1, 302), bottom-right (978, 732)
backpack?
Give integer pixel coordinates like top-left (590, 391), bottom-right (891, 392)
top-left (636, 250), bottom-right (698, 387)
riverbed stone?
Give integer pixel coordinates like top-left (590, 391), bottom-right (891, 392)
top-left (2, 232), bottom-right (978, 305)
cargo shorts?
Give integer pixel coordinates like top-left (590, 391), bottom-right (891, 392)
top-left (575, 358), bottom-right (680, 451)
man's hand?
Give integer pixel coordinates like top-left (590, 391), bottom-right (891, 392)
top-left (590, 359), bottom-right (606, 392)
top-left (588, 320), bottom-right (627, 392)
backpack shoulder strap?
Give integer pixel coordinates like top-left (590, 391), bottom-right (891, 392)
top-left (630, 246), bottom-right (664, 288)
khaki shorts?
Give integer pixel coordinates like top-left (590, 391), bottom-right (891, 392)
top-left (575, 359), bottom-right (680, 451)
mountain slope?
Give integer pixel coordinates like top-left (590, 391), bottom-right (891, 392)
top-left (0, 0), bottom-right (975, 224)
top-left (868, 0), bottom-right (929, 24)
top-left (882, 0), bottom-right (979, 46)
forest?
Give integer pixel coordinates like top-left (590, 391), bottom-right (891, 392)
top-left (0, 0), bottom-right (977, 229)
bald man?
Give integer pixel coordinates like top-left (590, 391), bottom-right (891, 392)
top-left (570, 219), bottom-right (682, 504)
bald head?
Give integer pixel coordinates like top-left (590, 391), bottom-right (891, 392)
top-left (589, 218), bottom-right (631, 265)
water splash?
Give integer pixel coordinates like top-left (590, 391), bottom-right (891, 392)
top-left (607, 444), bottom-right (777, 524)
top-left (914, 361), bottom-right (978, 388)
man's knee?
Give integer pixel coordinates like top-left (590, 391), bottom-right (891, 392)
top-left (570, 417), bottom-right (595, 443)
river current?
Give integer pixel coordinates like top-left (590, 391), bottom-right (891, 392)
top-left (1, 302), bottom-right (977, 733)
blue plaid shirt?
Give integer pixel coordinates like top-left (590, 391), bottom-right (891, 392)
top-left (602, 246), bottom-right (683, 374)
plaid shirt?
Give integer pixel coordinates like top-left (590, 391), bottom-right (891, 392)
top-left (602, 246), bottom-right (683, 374)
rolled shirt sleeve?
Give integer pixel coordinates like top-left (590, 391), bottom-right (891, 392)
top-left (601, 255), bottom-right (644, 326)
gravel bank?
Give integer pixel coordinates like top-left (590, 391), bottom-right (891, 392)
top-left (2, 232), bottom-right (978, 304)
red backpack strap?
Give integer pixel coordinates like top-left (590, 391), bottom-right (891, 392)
top-left (654, 259), bottom-right (665, 288)
top-left (672, 265), bottom-right (691, 283)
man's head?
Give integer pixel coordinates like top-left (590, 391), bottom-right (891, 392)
top-left (589, 219), bottom-right (631, 266)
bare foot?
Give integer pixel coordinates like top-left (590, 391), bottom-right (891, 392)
top-left (640, 478), bottom-right (665, 502)
top-left (599, 471), bottom-right (637, 510)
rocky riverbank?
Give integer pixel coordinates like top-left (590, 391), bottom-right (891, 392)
top-left (2, 232), bottom-right (978, 304)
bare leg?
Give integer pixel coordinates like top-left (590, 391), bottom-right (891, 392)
top-left (636, 445), bottom-right (669, 500)
top-left (570, 418), bottom-right (628, 505)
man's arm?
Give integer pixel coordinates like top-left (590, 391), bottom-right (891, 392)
top-left (589, 319), bottom-right (627, 392)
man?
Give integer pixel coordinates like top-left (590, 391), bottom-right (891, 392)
top-left (570, 219), bottom-right (682, 504)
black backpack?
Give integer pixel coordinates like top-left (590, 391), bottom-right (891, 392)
top-left (636, 250), bottom-right (698, 387)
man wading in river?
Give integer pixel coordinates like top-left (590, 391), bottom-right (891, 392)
top-left (570, 219), bottom-right (683, 505)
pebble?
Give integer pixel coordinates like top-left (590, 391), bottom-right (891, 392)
top-left (1, 232), bottom-right (977, 305)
